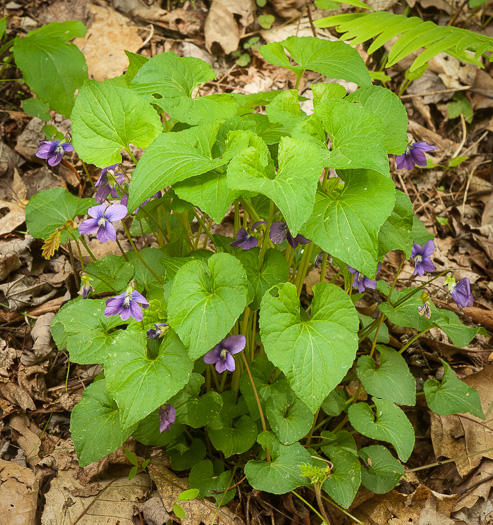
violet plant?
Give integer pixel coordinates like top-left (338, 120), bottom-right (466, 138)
top-left (21, 20), bottom-right (488, 518)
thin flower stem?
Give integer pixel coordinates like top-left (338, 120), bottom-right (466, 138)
top-left (369, 314), bottom-right (385, 358)
top-left (296, 243), bottom-right (314, 297)
top-left (66, 230), bottom-right (85, 272)
top-left (319, 252), bottom-right (328, 283)
top-left (314, 483), bottom-right (333, 525)
top-left (405, 445), bottom-right (493, 473)
top-left (66, 242), bottom-right (81, 288)
top-left (234, 201), bottom-right (240, 236)
top-left (84, 270), bottom-right (117, 292)
top-left (127, 150), bottom-right (138, 164)
top-left (319, 491), bottom-right (364, 525)
top-left (284, 243), bottom-right (292, 263)
top-left (291, 490), bottom-right (328, 525)
top-left (258, 200), bottom-right (275, 269)
top-left (304, 408), bottom-right (320, 448)
top-left (231, 357), bottom-right (242, 395)
top-left (239, 199), bottom-right (260, 224)
top-left (328, 270), bottom-right (341, 284)
top-left (205, 365), bottom-right (211, 392)
top-left (115, 236), bottom-right (129, 261)
top-left (388, 255), bottom-right (405, 303)
top-left (393, 270), bottom-right (449, 307)
top-left (81, 162), bottom-right (94, 187)
top-left (399, 328), bottom-right (431, 354)
top-left (250, 310), bottom-right (257, 362)
top-left (77, 235), bottom-right (98, 262)
top-left (240, 351), bottom-right (271, 462)
top-left (219, 370), bottom-right (228, 392)
top-left (241, 307), bottom-right (251, 360)
top-left (287, 246), bottom-right (296, 270)
top-left (121, 221), bottom-right (164, 284)
top-left (321, 167), bottom-right (329, 191)
top-left (191, 209), bottom-right (215, 246)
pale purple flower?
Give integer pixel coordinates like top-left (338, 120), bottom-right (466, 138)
top-left (450, 278), bottom-right (474, 308)
top-left (94, 164), bottom-right (125, 203)
top-left (347, 263), bottom-right (382, 293)
top-left (147, 323), bottom-right (169, 340)
top-left (396, 141), bottom-right (436, 170)
top-left (204, 335), bottom-right (246, 373)
top-left (78, 203), bottom-right (127, 243)
top-left (36, 140), bottom-right (74, 166)
top-left (411, 240), bottom-right (435, 276)
top-left (159, 404), bottom-right (176, 433)
top-left (269, 221), bottom-right (310, 249)
top-left (104, 289), bottom-right (149, 321)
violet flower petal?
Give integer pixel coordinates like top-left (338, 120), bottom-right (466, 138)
top-left (221, 334), bottom-right (246, 355)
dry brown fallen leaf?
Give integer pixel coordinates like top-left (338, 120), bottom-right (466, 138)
top-left (453, 458), bottom-right (493, 519)
top-left (0, 458), bottom-right (39, 525)
top-left (0, 199), bottom-right (25, 237)
top-left (353, 483), bottom-right (458, 524)
top-left (41, 470), bottom-right (151, 525)
top-left (74, 3), bottom-right (143, 81)
top-left (148, 455), bottom-right (244, 525)
top-left (431, 365), bottom-right (493, 478)
top-left (204, 0), bottom-right (254, 55)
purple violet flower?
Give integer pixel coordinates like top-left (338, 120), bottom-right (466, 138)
top-left (78, 203), bottom-right (127, 243)
top-left (229, 227), bottom-right (258, 250)
top-left (396, 141), bottom-right (437, 170)
top-left (347, 263), bottom-right (382, 293)
top-left (36, 140), bottom-right (74, 167)
top-left (104, 287), bottom-right (149, 321)
top-left (450, 278), bottom-right (474, 308)
top-left (159, 404), bottom-right (176, 433)
top-left (411, 240), bottom-right (435, 277)
top-left (147, 323), bottom-right (169, 340)
top-left (269, 221), bottom-right (310, 249)
top-left (203, 335), bottom-right (246, 374)
top-left (94, 165), bottom-right (125, 204)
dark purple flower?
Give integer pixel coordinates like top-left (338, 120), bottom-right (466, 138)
top-left (204, 335), bottom-right (246, 373)
top-left (36, 140), bottom-right (74, 167)
top-left (94, 164), bottom-right (125, 203)
top-left (347, 263), bottom-right (382, 293)
top-left (104, 288), bottom-right (149, 321)
top-left (396, 141), bottom-right (436, 170)
top-left (147, 323), bottom-right (169, 340)
top-left (411, 240), bottom-right (435, 277)
top-left (159, 404), bottom-right (176, 433)
top-left (269, 221), bottom-right (310, 249)
top-left (229, 227), bottom-right (258, 250)
top-left (78, 203), bottom-right (127, 243)
top-left (78, 274), bottom-right (93, 299)
top-left (450, 278), bottom-right (474, 308)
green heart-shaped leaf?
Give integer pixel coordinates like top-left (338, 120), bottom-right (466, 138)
top-left (71, 379), bottom-right (135, 467)
top-left (348, 398), bottom-right (415, 461)
top-left (105, 329), bottom-right (193, 429)
top-left (260, 282), bottom-right (358, 413)
top-left (168, 253), bottom-right (249, 359)
top-left (356, 345), bottom-right (416, 406)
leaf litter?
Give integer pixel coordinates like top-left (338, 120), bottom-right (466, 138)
top-left (0, 0), bottom-right (492, 523)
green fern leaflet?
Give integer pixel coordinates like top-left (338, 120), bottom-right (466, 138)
top-left (315, 11), bottom-right (493, 71)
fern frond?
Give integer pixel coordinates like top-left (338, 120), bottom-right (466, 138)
top-left (315, 12), bottom-right (493, 71)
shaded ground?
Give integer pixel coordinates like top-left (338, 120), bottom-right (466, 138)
top-left (1, 0), bottom-right (493, 523)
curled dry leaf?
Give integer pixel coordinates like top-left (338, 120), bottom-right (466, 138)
top-left (21, 312), bottom-right (56, 366)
